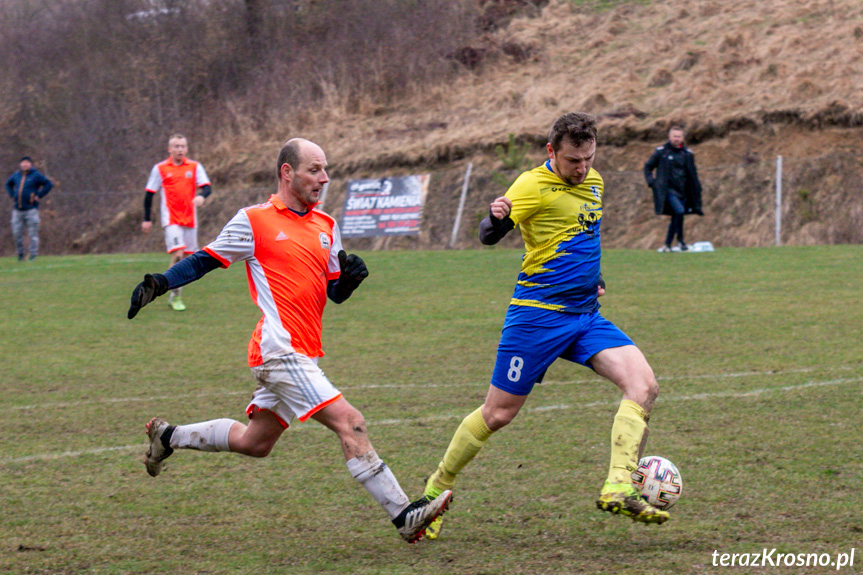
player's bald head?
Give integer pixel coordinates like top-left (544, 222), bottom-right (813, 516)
top-left (277, 138), bottom-right (323, 177)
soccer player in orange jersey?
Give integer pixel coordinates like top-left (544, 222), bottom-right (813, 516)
top-left (141, 134), bottom-right (212, 311)
top-left (127, 138), bottom-right (451, 543)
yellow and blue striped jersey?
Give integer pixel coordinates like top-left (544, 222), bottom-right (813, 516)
top-left (505, 160), bottom-right (603, 314)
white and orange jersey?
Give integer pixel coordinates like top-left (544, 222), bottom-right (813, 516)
top-left (203, 194), bottom-right (342, 366)
top-left (146, 158), bottom-right (210, 228)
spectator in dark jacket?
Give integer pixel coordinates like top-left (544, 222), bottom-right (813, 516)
top-left (644, 127), bottom-right (703, 252)
top-left (6, 156), bottom-right (53, 261)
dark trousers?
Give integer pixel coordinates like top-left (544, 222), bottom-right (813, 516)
top-left (664, 193), bottom-right (685, 246)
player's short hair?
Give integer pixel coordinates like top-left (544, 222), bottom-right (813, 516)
top-left (168, 134), bottom-right (187, 145)
top-left (669, 126), bottom-right (685, 134)
top-left (276, 139), bottom-right (302, 178)
top-left (548, 112), bottom-right (597, 151)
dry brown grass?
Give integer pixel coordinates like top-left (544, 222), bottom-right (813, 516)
top-left (6, 0), bottom-right (863, 254)
top-left (182, 0), bottom-right (863, 252)
top-left (216, 0), bottom-right (863, 176)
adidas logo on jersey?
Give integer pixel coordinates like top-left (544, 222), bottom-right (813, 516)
top-left (275, 231), bottom-right (289, 242)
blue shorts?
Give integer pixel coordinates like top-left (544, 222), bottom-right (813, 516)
top-left (490, 306), bottom-right (634, 396)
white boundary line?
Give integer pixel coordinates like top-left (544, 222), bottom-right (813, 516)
top-left (1, 374), bottom-right (858, 466)
top-left (0, 365), bottom-right (850, 414)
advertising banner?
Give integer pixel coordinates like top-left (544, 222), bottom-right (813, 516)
top-left (340, 175), bottom-right (429, 238)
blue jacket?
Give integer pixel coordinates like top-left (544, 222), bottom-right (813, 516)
top-left (6, 168), bottom-right (53, 210)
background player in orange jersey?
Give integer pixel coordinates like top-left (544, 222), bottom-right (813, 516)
top-left (141, 134), bottom-right (212, 311)
top-left (127, 138), bottom-right (451, 543)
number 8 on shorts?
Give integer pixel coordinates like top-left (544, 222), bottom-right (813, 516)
top-left (507, 356), bottom-right (524, 382)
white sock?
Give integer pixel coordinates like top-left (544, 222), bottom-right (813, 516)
top-left (169, 419), bottom-right (235, 452)
top-left (347, 451), bottom-right (410, 520)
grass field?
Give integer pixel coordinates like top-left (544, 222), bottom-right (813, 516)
top-left (1, 246), bottom-right (860, 575)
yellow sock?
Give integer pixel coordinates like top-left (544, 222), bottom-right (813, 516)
top-left (427, 407), bottom-right (493, 495)
top-left (606, 399), bottom-right (650, 485)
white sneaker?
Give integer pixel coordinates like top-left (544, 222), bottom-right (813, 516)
top-left (144, 417), bottom-right (174, 477)
top-left (392, 490), bottom-right (453, 543)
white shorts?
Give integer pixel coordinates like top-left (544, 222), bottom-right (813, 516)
top-left (164, 224), bottom-right (198, 254)
top-left (245, 353), bottom-right (342, 428)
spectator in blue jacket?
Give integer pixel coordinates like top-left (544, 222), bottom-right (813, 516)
top-left (6, 156), bottom-right (53, 261)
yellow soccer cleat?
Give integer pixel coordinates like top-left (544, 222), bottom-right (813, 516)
top-left (425, 514), bottom-right (443, 540)
top-left (423, 473), bottom-right (447, 540)
top-left (168, 296), bottom-right (186, 311)
top-left (596, 481), bottom-right (670, 524)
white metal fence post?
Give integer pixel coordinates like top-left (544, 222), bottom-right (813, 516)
top-left (775, 155), bottom-right (782, 246)
top-left (449, 162), bottom-right (473, 248)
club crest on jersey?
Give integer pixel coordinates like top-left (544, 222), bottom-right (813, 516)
top-left (319, 232), bottom-right (331, 249)
top-left (185, 171), bottom-right (193, 179)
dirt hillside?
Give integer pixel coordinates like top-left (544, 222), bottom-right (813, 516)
top-left (23, 0), bottom-right (863, 255)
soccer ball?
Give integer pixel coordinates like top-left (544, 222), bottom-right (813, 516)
top-left (631, 455), bottom-right (683, 510)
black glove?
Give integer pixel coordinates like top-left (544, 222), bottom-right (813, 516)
top-left (338, 250), bottom-right (368, 289)
top-left (128, 273), bottom-right (168, 319)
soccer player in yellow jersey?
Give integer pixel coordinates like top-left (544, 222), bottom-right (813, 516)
top-left (422, 113), bottom-right (669, 538)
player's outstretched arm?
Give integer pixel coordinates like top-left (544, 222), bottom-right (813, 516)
top-left (327, 250), bottom-right (368, 304)
top-left (127, 251), bottom-right (222, 319)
